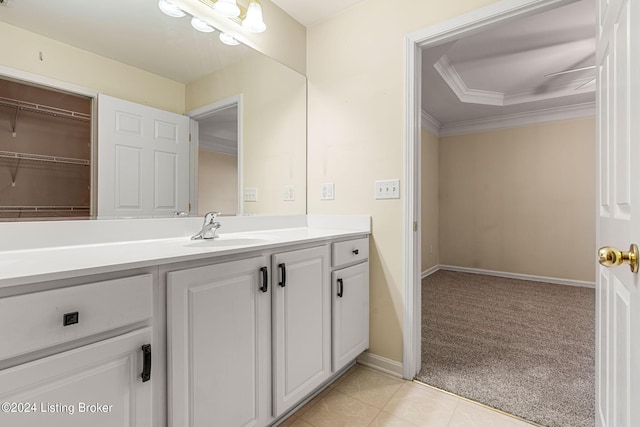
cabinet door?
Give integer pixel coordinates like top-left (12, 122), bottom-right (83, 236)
top-left (0, 328), bottom-right (152, 427)
top-left (332, 262), bottom-right (369, 372)
top-left (272, 246), bottom-right (331, 416)
top-left (167, 256), bottom-right (271, 427)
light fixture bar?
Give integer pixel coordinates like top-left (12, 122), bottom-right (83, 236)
top-left (544, 65), bottom-right (596, 78)
top-left (198, 0), bottom-right (266, 31)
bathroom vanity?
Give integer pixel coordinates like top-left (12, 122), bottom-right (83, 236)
top-left (0, 215), bottom-right (370, 427)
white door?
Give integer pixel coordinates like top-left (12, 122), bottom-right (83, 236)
top-left (596, 0), bottom-right (640, 426)
top-left (0, 328), bottom-right (153, 427)
top-left (272, 246), bottom-right (331, 417)
top-left (97, 95), bottom-right (189, 218)
top-left (167, 256), bottom-right (271, 427)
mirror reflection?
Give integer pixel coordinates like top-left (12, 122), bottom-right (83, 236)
top-left (0, 0), bottom-right (307, 221)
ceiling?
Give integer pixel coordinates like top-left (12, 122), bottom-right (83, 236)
top-left (198, 105), bottom-right (239, 155)
top-left (422, 0), bottom-right (596, 133)
top-left (271, 0), bottom-right (366, 27)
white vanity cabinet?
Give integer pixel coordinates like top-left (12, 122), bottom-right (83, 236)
top-left (331, 238), bottom-right (370, 372)
top-left (167, 256), bottom-right (272, 427)
top-left (271, 245), bottom-right (331, 417)
top-left (0, 275), bottom-right (154, 427)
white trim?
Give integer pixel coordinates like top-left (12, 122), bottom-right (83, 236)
top-left (421, 111), bottom-right (441, 136)
top-left (404, 0), bottom-right (581, 380)
top-left (438, 265), bottom-right (595, 288)
top-left (434, 54), bottom-right (595, 107)
top-left (434, 55), bottom-right (504, 106)
top-left (356, 352), bottom-right (404, 378)
top-left (0, 65), bottom-right (98, 98)
top-left (439, 102), bottom-right (596, 136)
top-left (421, 265), bottom-right (440, 279)
top-left (187, 95), bottom-right (243, 215)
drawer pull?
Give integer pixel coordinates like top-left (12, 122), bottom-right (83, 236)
top-left (259, 266), bottom-right (269, 293)
top-left (337, 278), bottom-right (344, 298)
top-left (141, 344), bottom-right (152, 382)
top-left (352, 249), bottom-right (359, 255)
top-left (278, 263), bottom-right (287, 288)
top-left (63, 311), bottom-right (79, 326)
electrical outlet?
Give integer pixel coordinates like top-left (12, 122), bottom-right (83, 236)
top-left (375, 179), bottom-right (400, 199)
top-left (283, 185), bottom-right (295, 201)
top-left (244, 187), bottom-right (258, 202)
top-left (321, 183), bottom-right (334, 200)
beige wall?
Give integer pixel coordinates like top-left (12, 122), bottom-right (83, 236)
top-left (187, 50), bottom-right (307, 215)
top-left (421, 128), bottom-right (440, 271)
top-left (198, 150), bottom-right (238, 215)
top-left (0, 22), bottom-right (185, 113)
top-left (439, 118), bottom-right (596, 282)
top-left (307, 0), bottom-right (499, 363)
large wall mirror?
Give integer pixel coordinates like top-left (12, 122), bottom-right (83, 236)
top-left (0, 0), bottom-right (307, 220)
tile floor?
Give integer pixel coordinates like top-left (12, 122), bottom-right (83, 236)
top-left (279, 364), bottom-right (534, 427)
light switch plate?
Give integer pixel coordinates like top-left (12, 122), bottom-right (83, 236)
top-left (375, 179), bottom-right (400, 199)
top-left (321, 183), bottom-right (334, 200)
top-left (244, 187), bottom-right (258, 202)
top-left (283, 185), bottom-right (295, 201)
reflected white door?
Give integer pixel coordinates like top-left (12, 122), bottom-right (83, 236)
top-left (596, 0), bottom-right (640, 426)
top-left (97, 95), bottom-right (189, 218)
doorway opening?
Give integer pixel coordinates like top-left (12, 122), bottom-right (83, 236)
top-left (405, 0), bottom-right (595, 425)
top-left (188, 95), bottom-right (242, 216)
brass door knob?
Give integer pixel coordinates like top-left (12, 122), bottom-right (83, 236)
top-left (598, 244), bottom-right (639, 273)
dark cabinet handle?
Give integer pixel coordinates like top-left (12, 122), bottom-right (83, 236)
top-left (260, 266), bottom-right (268, 292)
top-left (141, 344), bottom-right (152, 382)
top-left (278, 263), bottom-right (287, 287)
top-left (63, 311), bottom-right (79, 326)
top-left (337, 278), bottom-right (344, 298)
top-left (352, 249), bottom-right (359, 255)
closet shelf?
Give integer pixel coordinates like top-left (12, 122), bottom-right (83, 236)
top-left (0, 150), bottom-right (90, 166)
top-left (0, 206), bottom-right (90, 213)
top-left (0, 96), bottom-right (90, 122)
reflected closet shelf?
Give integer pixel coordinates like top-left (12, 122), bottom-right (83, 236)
top-left (0, 151), bottom-right (90, 166)
top-left (0, 96), bottom-right (90, 122)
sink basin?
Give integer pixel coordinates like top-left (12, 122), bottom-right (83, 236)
top-left (184, 235), bottom-right (274, 248)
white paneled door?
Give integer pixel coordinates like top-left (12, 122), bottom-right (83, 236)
top-left (98, 95), bottom-right (189, 218)
top-left (596, 0), bottom-right (639, 426)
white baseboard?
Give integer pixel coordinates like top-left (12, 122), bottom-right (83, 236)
top-left (356, 352), bottom-right (404, 378)
top-left (437, 264), bottom-right (595, 288)
top-left (421, 265), bottom-right (440, 279)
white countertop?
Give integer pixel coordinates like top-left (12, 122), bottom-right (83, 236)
top-left (0, 215), bottom-right (370, 288)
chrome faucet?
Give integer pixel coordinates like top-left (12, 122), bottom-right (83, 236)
top-left (191, 211), bottom-right (222, 240)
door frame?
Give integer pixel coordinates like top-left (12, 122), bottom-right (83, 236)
top-left (403, 0), bottom-right (582, 379)
top-left (187, 94), bottom-right (243, 215)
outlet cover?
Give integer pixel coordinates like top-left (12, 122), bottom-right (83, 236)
top-left (244, 187), bottom-right (258, 202)
top-left (283, 185), bottom-right (295, 201)
top-left (375, 179), bottom-right (400, 199)
top-left (321, 183), bottom-right (335, 200)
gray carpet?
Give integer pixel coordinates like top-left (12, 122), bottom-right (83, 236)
top-left (417, 270), bottom-right (595, 427)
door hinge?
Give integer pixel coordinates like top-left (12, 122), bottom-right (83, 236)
top-left (413, 221), bottom-right (418, 232)
top-left (189, 133), bottom-right (192, 142)
top-left (188, 202), bottom-right (191, 211)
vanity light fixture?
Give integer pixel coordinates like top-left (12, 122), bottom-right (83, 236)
top-left (213, 0), bottom-right (241, 18)
top-left (242, 0), bottom-right (266, 33)
top-left (219, 32), bottom-right (241, 46)
top-left (158, 0), bottom-right (186, 18)
top-left (191, 16), bottom-right (215, 32)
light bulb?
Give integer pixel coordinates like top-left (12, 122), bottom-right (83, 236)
top-left (219, 33), bottom-right (240, 46)
top-left (214, 0), bottom-right (240, 18)
top-left (191, 17), bottom-right (215, 32)
top-left (158, 0), bottom-right (185, 18)
top-left (242, 1), bottom-right (266, 33)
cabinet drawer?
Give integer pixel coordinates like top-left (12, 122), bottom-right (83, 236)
top-left (0, 274), bottom-right (152, 360)
top-left (332, 237), bottom-right (369, 268)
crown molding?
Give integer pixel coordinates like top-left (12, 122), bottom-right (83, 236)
top-left (438, 102), bottom-right (595, 136)
top-left (421, 111), bottom-right (441, 136)
top-left (434, 54), bottom-right (595, 107)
